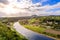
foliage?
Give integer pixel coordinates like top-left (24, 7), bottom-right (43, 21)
top-left (28, 18), bottom-right (37, 24)
top-left (0, 22), bottom-right (27, 40)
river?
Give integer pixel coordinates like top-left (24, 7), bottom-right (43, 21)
top-left (13, 22), bottom-right (55, 40)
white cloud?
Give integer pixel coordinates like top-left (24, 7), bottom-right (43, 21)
top-left (0, 0), bottom-right (60, 17)
top-left (30, 2), bottom-right (60, 16)
top-left (0, 0), bottom-right (8, 4)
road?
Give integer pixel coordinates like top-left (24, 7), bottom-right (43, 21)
top-left (13, 22), bottom-right (55, 40)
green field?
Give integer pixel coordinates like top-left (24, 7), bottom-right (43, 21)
top-left (24, 25), bottom-right (45, 33)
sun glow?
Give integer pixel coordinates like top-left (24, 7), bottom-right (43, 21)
top-left (0, 0), bottom-right (32, 15)
top-left (0, 0), bottom-right (25, 14)
top-left (2, 0), bottom-right (18, 14)
top-left (3, 5), bottom-right (19, 14)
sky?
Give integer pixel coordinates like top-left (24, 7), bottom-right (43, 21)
top-left (32, 0), bottom-right (60, 5)
top-left (0, 0), bottom-right (60, 17)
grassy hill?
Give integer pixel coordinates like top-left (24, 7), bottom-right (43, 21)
top-left (0, 22), bottom-right (27, 40)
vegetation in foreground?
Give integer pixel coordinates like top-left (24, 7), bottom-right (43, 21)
top-left (0, 21), bottom-right (27, 40)
top-left (19, 16), bottom-right (60, 40)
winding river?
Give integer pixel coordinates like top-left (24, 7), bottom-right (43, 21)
top-left (13, 22), bottom-right (55, 40)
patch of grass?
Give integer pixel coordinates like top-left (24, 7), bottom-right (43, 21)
top-left (28, 18), bottom-right (36, 24)
top-left (23, 25), bottom-right (45, 33)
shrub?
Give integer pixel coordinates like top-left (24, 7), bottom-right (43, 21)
top-left (57, 35), bottom-right (60, 38)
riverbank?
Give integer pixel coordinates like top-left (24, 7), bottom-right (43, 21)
top-left (13, 22), bottom-right (55, 40)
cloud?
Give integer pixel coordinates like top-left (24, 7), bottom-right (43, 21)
top-left (0, 12), bottom-right (7, 17)
top-left (29, 2), bottom-right (60, 16)
top-left (0, 0), bottom-right (60, 17)
top-left (32, 2), bottom-right (60, 11)
top-left (0, 0), bottom-right (8, 4)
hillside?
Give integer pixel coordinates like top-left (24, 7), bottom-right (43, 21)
top-left (0, 22), bottom-right (27, 40)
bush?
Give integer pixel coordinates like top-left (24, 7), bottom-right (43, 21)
top-left (57, 35), bottom-right (60, 38)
